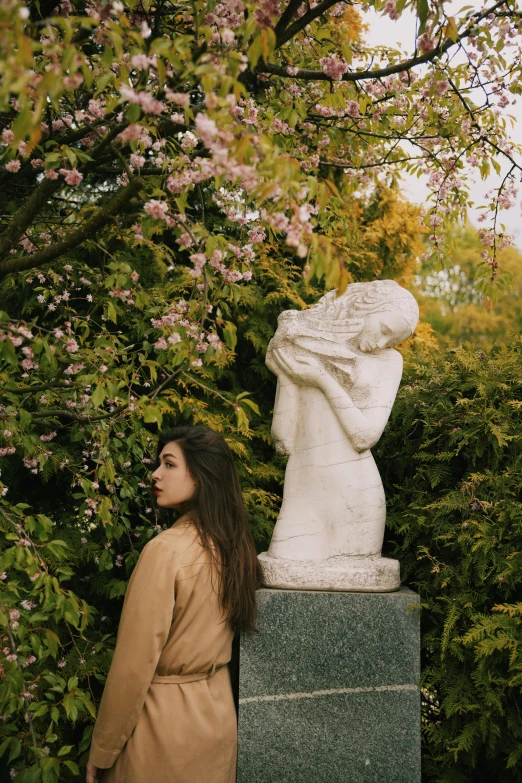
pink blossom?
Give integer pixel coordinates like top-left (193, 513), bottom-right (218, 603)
top-left (417, 33), bottom-right (436, 54)
top-left (175, 231), bottom-right (193, 248)
top-left (144, 199), bottom-right (169, 220)
top-left (169, 92), bottom-right (191, 107)
top-left (248, 226), bottom-right (266, 243)
top-left (319, 56), bottom-right (349, 80)
top-left (117, 124), bottom-right (143, 142)
top-left (385, 0), bottom-right (400, 20)
top-left (5, 160), bottom-right (21, 173)
top-left (45, 169), bottom-right (59, 180)
top-left (254, 0), bottom-right (279, 28)
top-left (40, 431), bottom-right (57, 441)
top-left (195, 114), bottom-right (218, 146)
top-left (59, 168), bottom-right (83, 185)
top-left (1, 129), bottom-right (14, 145)
top-left (130, 154), bottom-right (146, 168)
top-left (180, 132), bottom-right (198, 151)
top-left (154, 338), bottom-right (168, 350)
top-left (131, 54), bottom-right (151, 70)
top-left (345, 100), bottom-right (359, 118)
top-left (221, 28), bottom-right (236, 45)
top-left (65, 338), bottom-right (79, 353)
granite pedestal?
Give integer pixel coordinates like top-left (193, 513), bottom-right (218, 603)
top-left (237, 588), bottom-right (420, 783)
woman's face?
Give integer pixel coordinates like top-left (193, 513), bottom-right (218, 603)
top-left (151, 441), bottom-right (197, 509)
top-left (357, 311), bottom-right (411, 352)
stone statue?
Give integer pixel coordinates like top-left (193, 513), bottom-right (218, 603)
top-left (258, 280), bottom-right (419, 591)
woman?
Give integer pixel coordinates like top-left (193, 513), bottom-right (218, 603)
top-left (86, 425), bottom-right (263, 783)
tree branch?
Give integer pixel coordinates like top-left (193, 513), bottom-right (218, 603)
top-left (30, 407), bottom-right (126, 422)
top-left (0, 177), bottom-right (63, 259)
top-left (258, 0), bottom-right (511, 81)
top-left (275, 0), bottom-right (343, 48)
top-left (0, 121), bottom-right (128, 261)
top-left (0, 176), bottom-right (144, 278)
top-left (273, 0), bottom-right (306, 41)
top-left (319, 155), bottom-right (424, 169)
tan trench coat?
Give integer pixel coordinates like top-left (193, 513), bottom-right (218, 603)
top-left (88, 515), bottom-right (237, 783)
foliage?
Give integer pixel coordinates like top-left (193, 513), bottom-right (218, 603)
top-left (0, 187), bottom-right (422, 782)
top-left (0, 0), bottom-right (521, 778)
top-left (0, 0), bottom-right (520, 286)
top-left (376, 339), bottom-right (522, 782)
top-left (413, 223), bottom-right (522, 350)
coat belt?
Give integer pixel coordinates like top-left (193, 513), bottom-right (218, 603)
top-left (151, 662), bottom-right (227, 684)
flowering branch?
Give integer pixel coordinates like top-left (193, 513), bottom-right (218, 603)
top-left (258, 0), bottom-right (512, 82)
top-left (275, 0), bottom-right (343, 48)
top-left (0, 177), bottom-right (145, 277)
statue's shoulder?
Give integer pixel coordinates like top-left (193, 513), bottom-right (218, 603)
top-left (388, 348), bottom-right (403, 367)
top-left (361, 347), bottom-right (402, 370)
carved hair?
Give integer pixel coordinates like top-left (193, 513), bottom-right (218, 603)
top-left (302, 279), bottom-right (419, 335)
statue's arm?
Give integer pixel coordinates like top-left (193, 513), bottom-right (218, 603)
top-left (271, 375), bottom-right (300, 455)
top-left (266, 348), bottom-right (299, 456)
top-left (319, 363), bottom-right (402, 453)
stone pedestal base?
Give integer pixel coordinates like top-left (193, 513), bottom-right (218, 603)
top-left (238, 588), bottom-right (420, 783)
top-left (258, 551), bottom-right (400, 592)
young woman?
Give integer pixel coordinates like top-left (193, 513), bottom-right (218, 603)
top-left (86, 425), bottom-right (263, 782)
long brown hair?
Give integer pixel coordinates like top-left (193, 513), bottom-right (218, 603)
top-left (151, 425), bottom-right (263, 635)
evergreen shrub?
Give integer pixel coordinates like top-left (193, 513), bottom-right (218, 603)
top-left (377, 339), bottom-right (522, 783)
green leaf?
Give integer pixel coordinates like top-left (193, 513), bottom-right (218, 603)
top-left (143, 405), bottom-right (163, 427)
top-left (0, 737), bottom-right (11, 759)
top-left (8, 738), bottom-right (21, 762)
top-left (57, 745), bottom-right (73, 756)
top-left (235, 406), bottom-right (249, 431)
top-left (416, 0), bottom-right (429, 35)
top-left (0, 338), bottom-right (18, 366)
top-left (107, 301), bottom-right (118, 323)
top-left (247, 34), bottom-right (263, 69)
top-left (241, 398), bottom-right (260, 415)
top-left (446, 16), bottom-right (459, 43)
top-left (222, 321), bottom-right (237, 351)
top-left (91, 384), bottom-right (106, 407)
top-left (125, 103), bottom-right (141, 123)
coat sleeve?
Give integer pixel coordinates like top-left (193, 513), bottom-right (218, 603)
top-left (88, 536), bottom-right (177, 769)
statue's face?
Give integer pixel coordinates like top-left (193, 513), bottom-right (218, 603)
top-left (356, 311), bottom-right (411, 352)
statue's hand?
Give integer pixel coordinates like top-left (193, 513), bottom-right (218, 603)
top-left (272, 349), bottom-right (323, 386)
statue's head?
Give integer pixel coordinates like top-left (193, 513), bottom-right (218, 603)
top-left (287, 279), bottom-right (419, 353)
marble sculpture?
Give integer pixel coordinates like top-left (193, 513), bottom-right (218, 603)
top-left (259, 279), bottom-right (420, 591)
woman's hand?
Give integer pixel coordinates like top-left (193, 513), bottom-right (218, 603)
top-left (86, 761), bottom-right (103, 782)
top-left (272, 349), bottom-right (324, 386)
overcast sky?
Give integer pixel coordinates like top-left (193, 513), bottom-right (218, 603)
top-left (362, 4), bottom-right (522, 248)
